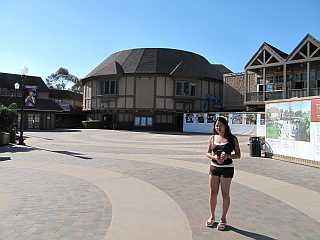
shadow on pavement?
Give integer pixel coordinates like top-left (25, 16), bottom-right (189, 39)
top-left (0, 144), bottom-right (92, 160)
top-left (226, 226), bottom-right (277, 240)
top-left (131, 130), bottom-right (210, 136)
top-left (0, 156), bottom-right (11, 161)
top-left (0, 144), bottom-right (37, 154)
top-left (49, 150), bottom-right (92, 160)
top-left (24, 135), bottom-right (54, 141)
top-left (26, 129), bottom-right (82, 133)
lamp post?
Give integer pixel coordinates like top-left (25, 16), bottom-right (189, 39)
top-left (16, 66), bottom-right (28, 145)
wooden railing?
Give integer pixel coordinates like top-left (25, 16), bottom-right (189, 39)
top-left (246, 91), bottom-right (284, 102)
top-left (288, 89), bottom-right (307, 98)
top-left (246, 92), bottom-right (264, 102)
top-left (310, 88), bottom-right (320, 96)
top-left (265, 91), bottom-right (284, 101)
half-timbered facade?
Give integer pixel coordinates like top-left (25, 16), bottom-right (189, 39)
top-left (82, 48), bottom-right (231, 131)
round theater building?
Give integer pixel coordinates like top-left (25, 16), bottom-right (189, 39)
top-left (82, 48), bottom-right (231, 131)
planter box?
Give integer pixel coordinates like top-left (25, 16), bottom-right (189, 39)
top-left (0, 132), bottom-right (10, 146)
top-left (82, 120), bottom-right (103, 129)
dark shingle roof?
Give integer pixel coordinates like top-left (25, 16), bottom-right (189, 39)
top-left (0, 72), bottom-right (48, 90)
top-left (49, 89), bottom-right (83, 101)
top-left (85, 48), bottom-right (230, 81)
top-left (265, 43), bottom-right (288, 59)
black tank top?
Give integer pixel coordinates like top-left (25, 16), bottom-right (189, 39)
top-left (212, 138), bottom-right (234, 166)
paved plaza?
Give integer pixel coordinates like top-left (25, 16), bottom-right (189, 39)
top-left (0, 129), bottom-right (320, 240)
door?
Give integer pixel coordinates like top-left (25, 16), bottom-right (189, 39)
top-left (175, 114), bottom-right (183, 132)
top-left (103, 114), bottom-right (113, 129)
top-left (27, 113), bottom-right (40, 129)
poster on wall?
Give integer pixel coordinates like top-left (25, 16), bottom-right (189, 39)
top-left (24, 85), bottom-right (38, 107)
top-left (245, 113), bottom-right (257, 125)
top-left (207, 113), bottom-right (217, 123)
top-left (231, 113), bottom-right (243, 124)
top-left (185, 113), bottom-right (194, 123)
top-left (260, 113), bottom-right (265, 125)
top-left (196, 113), bottom-right (204, 123)
top-left (266, 100), bottom-right (311, 142)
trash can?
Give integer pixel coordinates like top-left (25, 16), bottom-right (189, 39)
top-left (249, 137), bottom-right (261, 157)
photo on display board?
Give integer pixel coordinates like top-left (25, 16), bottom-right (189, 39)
top-left (245, 113), bottom-right (257, 125)
top-left (260, 113), bottom-right (265, 125)
top-left (266, 100), bottom-right (311, 142)
top-left (196, 113), bottom-right (204, 123)
top-left (185, 113), bottom-right (194, 123)
top-left (231, 113), bottom-right (243, 124)
top-left (207, 113), bottom-right (217, 123)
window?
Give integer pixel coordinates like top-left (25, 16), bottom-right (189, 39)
top-left (257, 84), bottom-right (264, 92)
top-left (101, 80), bottom-right (117, 95)
top-left (266, 75), bottom-right (274, 83)
top-left (176, 82), bottom-right (183, 95)
top-left (257, 77), bottom-right (262, 84)
top-left (183, 82), bottom-right (190, 95)
top-left (176, 81), bottom-right (196, 96)
top-left (190, 84), bottom-right (196, 96)
top-left (310, 70), bottom-right (316, 81)
top-left (295, 82), bottom-right (304, 89)
top-left (134, 116), bottom-right (153, 127)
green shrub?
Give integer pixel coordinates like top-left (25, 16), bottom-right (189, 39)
top-left (81, 120), bottom-right (102, 129)
top-left (0, 103), bottom-right (17, 132)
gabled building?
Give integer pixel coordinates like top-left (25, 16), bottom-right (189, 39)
top-left (244, 34), bottom-right (320, 111)
top-left (82, 48), bottom-right (231, 131)
top-left (0, 72), bottom-right (62, 129)
top-left (48, 89), bottom-right (85, 128)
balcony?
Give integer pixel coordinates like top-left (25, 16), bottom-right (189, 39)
top-left (310, 88), bottom-right (320, 96)
top-left (288, 89), bottom-right (307, 98)
top-left (246, 92), bottom-right (264, 102)
top-left (265, 91), bottom-right (284, 101)
top-left (246, 91), bottom-right (284, 103)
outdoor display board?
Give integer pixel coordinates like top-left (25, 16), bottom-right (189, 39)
top-left (183, 112), bottom-right (265, 136)
top-left (265, 98), bottom-right (320, 161)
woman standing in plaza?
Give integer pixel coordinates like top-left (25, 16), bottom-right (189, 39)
top-left (205, 116), bottom-right (241, 230)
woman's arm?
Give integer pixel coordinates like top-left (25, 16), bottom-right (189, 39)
top-left (206, 136), bottom-right (217, 160)
top-left (230, 137), bottom-right (241, 159)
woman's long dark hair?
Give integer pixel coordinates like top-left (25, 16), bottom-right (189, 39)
top-left (213, 116), bottom-right (237, 150)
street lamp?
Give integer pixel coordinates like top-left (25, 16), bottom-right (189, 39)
top-left (15, 66), bottom-right (28, 145)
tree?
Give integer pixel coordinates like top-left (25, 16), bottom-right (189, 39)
top-left (71, 78), bottom-right (82, 93)
top-left (46, 67), bottom-right (81, 93)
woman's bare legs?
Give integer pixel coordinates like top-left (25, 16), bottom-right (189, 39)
top-left (220, 176), bottom-right (232, 223)
top-left (208, 174), bottom-right (220, 223)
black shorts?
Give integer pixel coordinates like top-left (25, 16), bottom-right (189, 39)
top-left (209, 165), bottom-right (234, 178)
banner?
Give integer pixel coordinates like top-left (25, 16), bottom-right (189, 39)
top-left (266, 100), bottom-right (311, 142)
top-left (24, 85), bottom-right (38, 107)
top-left (266, 98), bottom-right (320, 161)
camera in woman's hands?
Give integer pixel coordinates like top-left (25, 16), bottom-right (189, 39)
top-left (216, 150), bottom-right (225, 164)
top-left (216, 149), bottom-right (222, 158)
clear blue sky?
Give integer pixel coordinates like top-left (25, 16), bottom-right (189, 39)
top-left (0, 0), bottom-right (319, 81)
